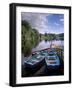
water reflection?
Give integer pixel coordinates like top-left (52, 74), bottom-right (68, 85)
top-left (23, 39), bottom-right (64, 56)
top-left (32, 40), bottom-right (64, 52)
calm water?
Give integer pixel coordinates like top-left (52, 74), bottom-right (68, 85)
top-left (22, 40), bottom-right (64, 65)
top-left (32, 40), bottom-right (64, 52)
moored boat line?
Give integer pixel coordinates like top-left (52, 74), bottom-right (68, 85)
top-left (22, 48), bottom-right (64, 77)
top-left (24, 48), bottom-right (61, 69)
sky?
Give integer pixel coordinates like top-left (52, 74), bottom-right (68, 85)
top-left (21, 12), bottom-right (64, 34)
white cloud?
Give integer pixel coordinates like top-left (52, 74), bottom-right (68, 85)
top-left (21, 13), bottom-right (64, 34)
top-left (21, 13), bottom-right (50, 34)
top-left (54, 22), bottom-right (60, 26)
top-left (60, 18), bottom-right (64, 22)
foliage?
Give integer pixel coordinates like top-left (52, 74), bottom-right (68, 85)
top-left (22, 20), bottom-right (39, 56)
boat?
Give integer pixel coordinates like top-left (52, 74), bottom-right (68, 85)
top-left (45, 51), bottom-right (60, 70)
top-left (22, 48), bottom-right (64, 76)
top-left (24, 48), bottom-right (50, 68)
top-left (24, 53), bottom-right (45, 69)
top-left (24, 48), bottom-right (60, 71)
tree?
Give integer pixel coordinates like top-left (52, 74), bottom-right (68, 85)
top-left (21, 20), bottom-right (40, 56)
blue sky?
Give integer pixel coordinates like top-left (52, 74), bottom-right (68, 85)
top-left (21, 12), bottom-right (64, 34)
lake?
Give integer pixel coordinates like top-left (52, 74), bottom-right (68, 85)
top-left (32, 40), bottom-right (64, 52)
top-left (22, 40), bottom-right (64, 68)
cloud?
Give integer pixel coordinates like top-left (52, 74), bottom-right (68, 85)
top-left (60, 18), bottom-right (64, 22)
top-left (54, 22), bottom-right (60, 26)
top-left (21, 13), bottom-right (64, 34)
top-left (21, 12), bottom-right (50, 34)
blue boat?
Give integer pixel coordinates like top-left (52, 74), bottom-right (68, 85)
top-left (24, 53), bottom-right (45, 69)
top-left (45, 51), bottom-right (60, 70)
top-left (24, 48), bottom-right (60, 71)
top-left (22, 48), bottom-right (63, 76)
